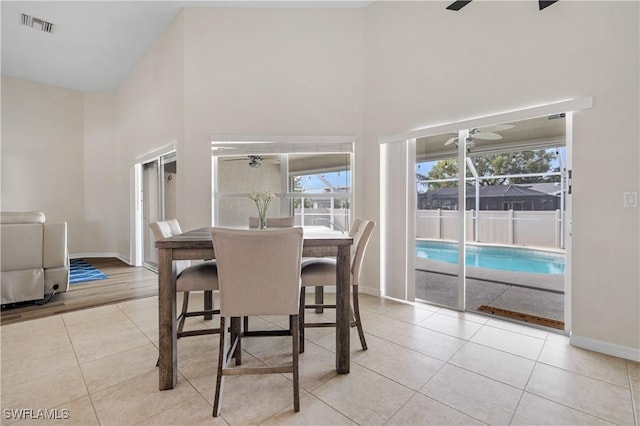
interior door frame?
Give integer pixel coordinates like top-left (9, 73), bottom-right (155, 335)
top-left (130, 144), bottom-right (177, 267)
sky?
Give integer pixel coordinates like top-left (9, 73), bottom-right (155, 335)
top-left (294, 148), bottom-right (566, 193)
top-left (296, 171), bottom-right (351, 193)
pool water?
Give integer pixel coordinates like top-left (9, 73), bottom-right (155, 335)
top-left (415, 240), bottom-right (565, 274)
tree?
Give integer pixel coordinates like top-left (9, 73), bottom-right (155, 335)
top-left (418, 150), bottom-right (559, 190)
top-left (292, 177), bottom-right (315, 208)
top-left (417, 160), bottom-right (458, 189)
top-left (473, 150), bottom-right (558, 185)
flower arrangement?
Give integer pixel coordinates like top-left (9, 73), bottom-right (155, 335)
top-left (249, 191), bottom-right (276, 230)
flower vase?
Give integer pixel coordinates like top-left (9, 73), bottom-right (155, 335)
top-left (249, 191), bottom-right (275, 231)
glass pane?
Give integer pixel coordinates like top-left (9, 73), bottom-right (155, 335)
top-left (214, 151), bottom-right (352, 229)
top-left (142, 154), bottom-right (177, 268)
top-left (415, 133), bottom-right (460, 309)
top-left (143, 160), bottom-right (160, 266)
top-left (293, 196), bottom-right (350, 230)
top-left (290, 153), bottom-right (351, 230)
top-left (216, 155), bottom-right (282, 227)
top-left (163, 159), bottom-right (177, 221)
top-left (463, 116), bottom-right (567, 330)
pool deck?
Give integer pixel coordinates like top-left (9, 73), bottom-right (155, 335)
top-left (415, 257), bottom-right (564, 293)
top-left (415, 257), bottom-right (565, 324)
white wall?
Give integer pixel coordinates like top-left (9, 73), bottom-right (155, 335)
top-left (0, 76), bottom-right (85, 253)
top-left (82, 93), bottom-right (119, 255)
top-left (364, 1), bottom-right (639, 357)
top-left (115, 12), bottom-right (186, 258)
top-left (181, 7), bottom-right (364, 230)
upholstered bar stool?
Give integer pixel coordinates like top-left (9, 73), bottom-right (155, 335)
top-left (150, 220), bottom-right (220, 340)
top-left (210, 227), bottom-right (304, 416)
top-left (299, 218), bottom-right (375, 353)
top-left (245, 216), bottom-right (296, 336)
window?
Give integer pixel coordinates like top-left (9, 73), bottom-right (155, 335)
top-left (211, 137), bottom-right (353, 231)
top-left (290, 154), bottom-right (351, 230)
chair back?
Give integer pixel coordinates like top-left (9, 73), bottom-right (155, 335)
top-left (165, 219), bottom-right (182, 235)
top-left (149, 219), bottom-right (191, 273)
top-left (249, 216), bottom-right (295, 228)
top-left (348, 219), bottom-right (375, 286)
top-left (211, 227), bottom-right (303, 317)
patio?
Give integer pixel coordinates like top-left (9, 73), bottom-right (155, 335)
top-left (415, 257), bottom-right (565, 329)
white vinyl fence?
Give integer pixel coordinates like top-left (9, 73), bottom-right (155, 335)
top-left (294, 208), bottom-right (350, 232)
top-left (416, 209), bottom-right (563, 249)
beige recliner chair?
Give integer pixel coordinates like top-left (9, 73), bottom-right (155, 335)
top-left (1, 211), bottom-right (69, 304)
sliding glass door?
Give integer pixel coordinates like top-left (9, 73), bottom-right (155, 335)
top-left (142, 152), bottom-right (176, 268)
top-left (415, 135), bottom-right (461, 309)
top-left (463, 116), bottom-right (567, 329)
top-left (414, 115), bottom-right (568, 329)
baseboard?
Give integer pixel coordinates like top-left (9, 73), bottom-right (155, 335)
top-left (381, 294), bottom-right (416, 306)
top-left (570, 334), bottom-right (640, 362)
top-left (360, 286), bottom-right (382, 297)
top-left (70, 253), bottom-right (131, 265)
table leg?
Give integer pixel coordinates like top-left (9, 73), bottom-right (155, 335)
top-left (335, 244), bottom-right (351, 374)
top-left (230, 317), bottom-right (242, 365)
top-left (204, 290), bottom-right (213, 320)
top-left (158, 248), bottom-right (177, 390)
top-left (314, 286), bottom-right (324, 314)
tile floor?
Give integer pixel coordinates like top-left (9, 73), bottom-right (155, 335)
top-left (1, 293), bottom-right (638, 425)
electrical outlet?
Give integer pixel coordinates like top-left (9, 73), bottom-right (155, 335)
top-left (623, 192), bottom-right (638, 208)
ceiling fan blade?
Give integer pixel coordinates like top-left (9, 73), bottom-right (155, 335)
top-left (478, 124), bottom-right (515, 133)
top-left (474, 132), bottom-right (502, 140)
top-left (444, 137), bottom-right (458, 146)
top-left (539, 0), bottom-right (559, 11)
top-left (446, 0), bottom-right (472, 11)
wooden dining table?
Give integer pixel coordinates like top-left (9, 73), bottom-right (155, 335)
top-left (155, 226), bottom-right (353, 390)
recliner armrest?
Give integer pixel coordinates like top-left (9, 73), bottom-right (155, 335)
top-left (43, 222), bottom-right (68, 268)
top-left (0, 211), bottom-right (46, 224)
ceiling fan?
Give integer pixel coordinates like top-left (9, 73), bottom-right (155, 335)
top-left (444, 124), bottom-right (515, 147)
top-left (446, 0), bottom-right (558, 11)
top-left (223, 155), bottom-right (278, 168)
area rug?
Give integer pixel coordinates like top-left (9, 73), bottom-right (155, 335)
top-left (477, 305), bottom-right (565, 330)
top-left (69, 259), bottom-right (109, 284)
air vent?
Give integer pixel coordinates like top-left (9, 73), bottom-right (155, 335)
top-left (20, 13), bottom-right (54, 33)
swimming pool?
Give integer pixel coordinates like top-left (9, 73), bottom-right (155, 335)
top-left (415, 240), bottom-right (565, 274)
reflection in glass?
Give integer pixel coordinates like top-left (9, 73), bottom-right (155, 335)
top-left (214, 150), bottom-right (352, 231)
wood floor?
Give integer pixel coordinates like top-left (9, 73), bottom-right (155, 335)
top-left (0, 258), bottom-right (158, 326)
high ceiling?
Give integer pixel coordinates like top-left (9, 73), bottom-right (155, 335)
top-left (1, 1), bottom-right (371, 93)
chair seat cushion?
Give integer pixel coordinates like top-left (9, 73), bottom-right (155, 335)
top-left (301, 258), bottom-right (337, 287)
top-left (301, 257), bottom-right (336, 268)
top-left (177, 261), bottom-right (219, 292)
